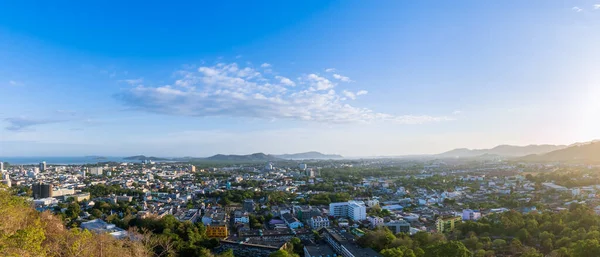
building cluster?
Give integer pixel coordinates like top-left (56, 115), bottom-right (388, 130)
top-left (2, 158), bottom-right (594, 257)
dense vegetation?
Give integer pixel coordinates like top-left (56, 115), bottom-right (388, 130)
top-left (0, 187), bottom-right (148, 256)
top-left (0, 187), bottom-right (233, 257)
top-left (357, 203), bottom-right (600, 257)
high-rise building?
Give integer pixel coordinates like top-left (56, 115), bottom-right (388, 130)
top-left (264, 162), bottom-right (273, 171)
top-left (88, 167), bottom-right (104, 176)
top-left (39, 161), bottom-right (46, 172)
top-left (1, 173), bottom-right (11, 188)
top-left (0, 161), bottom-right (4, 171)
top-left (347, 201), bottom-right (367, 221)
top-left (32, 183), bottom-right (53, 199)
top-left (298, 163), bottom-right (307, 170)
top-left (190, 165), bottom-right (196, 172)
top-left (329, 200), bottom-right (367, 221)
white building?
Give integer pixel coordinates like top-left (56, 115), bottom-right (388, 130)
top-left (365, 199), bottom-right (379, 208)
top-left (367, 216), bottom-right (384, 228)
top-left (310, 215), bottom-right (330, 229)
top-left (329, 201), bottom-right (366, 221)
top-left (462, 209), bottom-right (481, 221)
top-left (1, 173), bottom-right (11, 188)
top-left (81, 219), bottom-right (128, 239)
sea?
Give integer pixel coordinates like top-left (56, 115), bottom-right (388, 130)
top-left (0, 157), bottom-right (132, 165)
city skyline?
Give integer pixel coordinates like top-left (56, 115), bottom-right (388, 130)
top-left (2, 1), bottom-right (600, 157)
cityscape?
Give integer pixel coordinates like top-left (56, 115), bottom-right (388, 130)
top-left (2, 1), bottom-right (600, 257)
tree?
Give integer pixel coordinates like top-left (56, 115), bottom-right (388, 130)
top-left (424, 241), bottom-right (471, 257)
top-left (290, 237), bottom-right (303, 255)
top-left (91, 209), bottom-right (103, 218)
top-left (381, 247), bottom-right (404, 257)
top-left (66, 202), bottom-right (81, 220)
top-left (218, 249), bottom-right (235, 257)
top-left (572, 239), bottom-right (600, 257)
top-left (520, 247), bottom-right (543, 257)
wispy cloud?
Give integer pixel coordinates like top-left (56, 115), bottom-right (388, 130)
top-left (119, 78), bottom-right (144, 85)
top-left (594, 4), bottom-right (600, 9)
top-left (260, 63), bottom-right (271, 68)
top-left (333, 74), bottom-right (353, 82)
top-left (342, 90), bottom-right (368, 100)
top-left (325, 68), bottom-right (336, 73)
top-left (4, 117), bottom-right (65, 131)
top-left (116, 61), bottom-right (452, 124)
top-left (572, 6), bottom-right (583, 12)
top-left (8, 80), bottom-right (22, 86)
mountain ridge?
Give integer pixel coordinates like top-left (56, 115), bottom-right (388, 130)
top-left (123, 151), bottom-right (342, 162)
top-left (520, 141), bottom-right (600, 163)
top-left (437, 144), bottom-right (567, 158)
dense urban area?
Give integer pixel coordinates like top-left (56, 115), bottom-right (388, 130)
top-left (4, 146), bottom-right (600, 257)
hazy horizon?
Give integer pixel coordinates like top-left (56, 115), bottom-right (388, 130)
top-left (2, 1), bottom-right (600, 157)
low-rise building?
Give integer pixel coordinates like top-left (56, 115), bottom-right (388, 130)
top-left (309, 215), bottom-right (330, 229)
top-left (282, 212), bottom-right (304, 229)
top-left (384, 220), bottom-right (410, 234)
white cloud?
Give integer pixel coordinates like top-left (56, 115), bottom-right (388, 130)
top-left (356, 90), bottom-right (368, 96)
top-left (572, 6), bottom-right (583, 12)
top-left (119, 78), bottom-right (143, 85)
top-left (594, 4), bottom-right (600, 9)
top-left (117, 61), bottom-right (451, 124)
top-left (305, 74), bottom-right (336, 91)
top-left (342, 90), bottom-right (356, 100)
top-left (342, 90), bottom-right (369, 100)
top-left (325, 68), bottom-right (336, 73)
top-left (261, 63), bottom-right (271, 68)
top-left (333, 74), bottom-right (353, 82)
top-left (452, 110), bottom-right (462, 115)
top-left (275, 76), bottom-right (296, 86)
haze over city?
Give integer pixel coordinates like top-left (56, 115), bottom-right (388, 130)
top-left (2, 1), bottom-right (600, 157)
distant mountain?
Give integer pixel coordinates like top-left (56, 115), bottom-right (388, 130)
top-left (123, 155), bottom-right (170, 161)
top-left (437, 144), bottom-right (566, 158)
top-left (274, 151), bottom-right (343, 160)
top-left (521, 141), bottom-right (600, 163)
top-left (204, 153), bottom-right (281, 162)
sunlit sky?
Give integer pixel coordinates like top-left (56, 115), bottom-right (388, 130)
top-left (1, 1), bottom-right (600, 157)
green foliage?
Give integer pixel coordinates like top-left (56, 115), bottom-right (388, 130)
top-left (0, 186), bottom-right (150, 257)
top-left (83, 184), bottom-right (143, 198)
top-left (65, 202), bottom-right (81, 220)
top-left (424, 241), bottom-right (471, 257)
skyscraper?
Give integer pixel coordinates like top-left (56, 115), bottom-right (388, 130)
top-left (32, 183), bottom-right (52, 199)
top-left (39, 161), bottom-right (46, 172)
top-left (0, 161), bottom-right (4, 171)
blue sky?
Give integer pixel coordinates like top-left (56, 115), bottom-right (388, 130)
top-left (1, 1), bottom-right (600, 157)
